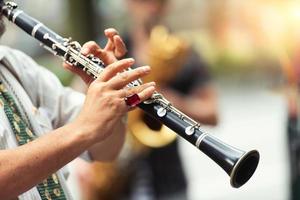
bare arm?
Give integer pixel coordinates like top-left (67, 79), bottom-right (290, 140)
top-left (64, 29), bottom-right (131, 162)
top-left (161, 85), bottom-right (218, 126)
top-left (0, 122), bottom-right (92, 199)
top-left (0, 56), bottom-right (155, 199)
top-left (88, 120), bottom-right (126, 162)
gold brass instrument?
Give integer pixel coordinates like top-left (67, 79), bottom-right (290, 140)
top-left (0, 1), bottom-right (259, 197)
top-left (128, 26), bottom-right (189, 148)
top-left (82, 27), bottom-right (190, 200)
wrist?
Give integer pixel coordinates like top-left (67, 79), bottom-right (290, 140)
top-left (67, 121), bottom-right (97, 147)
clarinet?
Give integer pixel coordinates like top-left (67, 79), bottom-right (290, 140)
top-left (1, 1), bottom-right (259, 188)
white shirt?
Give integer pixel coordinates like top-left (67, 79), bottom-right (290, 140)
top-left (0, 46), bottom-right (89, 200)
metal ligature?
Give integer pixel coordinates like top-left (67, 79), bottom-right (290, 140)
top-left (0, 1), bottom-right (260, 188)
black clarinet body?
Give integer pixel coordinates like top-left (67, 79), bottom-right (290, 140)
top-left (1, 4), bottom-right (65, 53)
top-left (1, 1), bottom-right (259, 188)
top-left (139, 103), bottom-right (259, 188)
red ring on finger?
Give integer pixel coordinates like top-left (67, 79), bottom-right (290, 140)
top-left (124, 94), bottom-right (141, 107)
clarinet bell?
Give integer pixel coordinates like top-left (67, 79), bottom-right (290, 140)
top-left (199, 134), bottom-right (260, 188)
top-left (229, 150), bottom-right (260, 188)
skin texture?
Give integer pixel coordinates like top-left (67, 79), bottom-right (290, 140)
top-left (76, 1), bottom-right (218, 200)
top-left (0, 25), bottom-right (156, 199)
top-left (126, 0), bottom-right (218, 125)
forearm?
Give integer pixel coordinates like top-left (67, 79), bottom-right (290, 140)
top-left (89, 120), bottom-right (126, 162)
top-left (162, 87), bottom-right (218, 126)
top-left (0, 122), bottom-right (93, 199)
top-left (180, 96), bottom-right (218, 125)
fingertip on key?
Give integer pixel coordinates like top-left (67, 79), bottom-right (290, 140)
top-left (81, 48), bottom-right (89, 55)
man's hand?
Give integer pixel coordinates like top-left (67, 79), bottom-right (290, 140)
top-left (62, 28), bottom-right (156, 145)
top-left (63, 28), bottom-right (127, 85)
top-left (74, 59), bottom-right (156, 143)
top-left (0, 29), bottom-right (151, 199)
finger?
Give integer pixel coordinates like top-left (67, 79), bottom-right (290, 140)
top-left (104, 28), bottom-right (119, 38)
top-left (113, 35), bottom-right (127, 58)
top-left (137, 86), bottom-right (156, 102)
top-left (104, 39), bottom-right (114, 52)
top-left (122, 85), bottom-right (156, 111)
top-left (108, 66), bottom-right (151, 89)
top-left (81, 41), bottom-right (102, 56)
top-left (104, 28), bottom-right (124, 55)
top-left (118, 82), bottom-right (156, 97)
top-left (96, 58), bottom-right (135, 82)
top-left (104, 28), bottom-right (119, 51)
top-left (81, 41), bottom-right (112, 64)
top-left (63, 62), bottom-right (94, 85)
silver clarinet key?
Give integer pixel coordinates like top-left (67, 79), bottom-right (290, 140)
top-left (0, 1), bottom-right (260, 188)
top-left (185, 125), bottom-right (195, 135)
top-left (157, 107), bottom-right (167, 117)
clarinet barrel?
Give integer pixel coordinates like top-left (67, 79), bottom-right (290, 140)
top-left (0, 1), bottom-right (260, 188)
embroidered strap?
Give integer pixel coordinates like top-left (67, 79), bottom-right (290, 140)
top-left (0, 81), bottom-right (67, 200)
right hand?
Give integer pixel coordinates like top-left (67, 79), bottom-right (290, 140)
top-left (74, 58), bottom-right (156, 143)
top-left (63, 28), bottom-right (127, 86)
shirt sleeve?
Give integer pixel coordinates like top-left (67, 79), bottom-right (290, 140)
top-left (7, 48), bottom-right (85, 129)
top-left (1, 47), bottom-right (92, 162)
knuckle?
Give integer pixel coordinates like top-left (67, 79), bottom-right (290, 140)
top-left (118, 59), bottom-right (128, 66)
top-left (119, 72), bottom-right (129, 80)
top-left (116, 50), bottom-right (126, 58)
top-left (106, 60), bottom-right (124, 72)
top-left (90, 82), bottom-right (106, 93)
top-left (138, 85), bottom-right (146, 92)
top-left (126, 88), bottom-right (134, 95)
top-left (102, 92), bottom-right (113, 102)
top-left (120, 88), bottom-right (127, 97)
top-left (135, 68), bottom-right (144, 76)
top-left (123, 91), bottom-right (132, 98)
top-left (83, 41), bottom-right (92, 47)
top-left (109, 62), bottom-right (119, 72)
top-left (86, 41), bottom-right (98, 48)
top-left (108, 96), bottom-right (122, 110)
top-left (104, 64), bottom-right (113, 72)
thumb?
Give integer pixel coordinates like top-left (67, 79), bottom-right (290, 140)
top-left (63, 62), bottom-right (95, 85)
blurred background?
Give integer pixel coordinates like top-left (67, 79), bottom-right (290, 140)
top-left (3, 0), bottom-right (300, 199)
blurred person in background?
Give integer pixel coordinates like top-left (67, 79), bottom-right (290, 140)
top-left (284, 48), bottom-right (300, 200)
top-left (0, 1), bottom-right (157, 197)
top-left (75, 0), bottom-right (218, 200)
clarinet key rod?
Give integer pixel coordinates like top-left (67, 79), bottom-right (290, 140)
top-left (0, 1), bottom-right (259, 188)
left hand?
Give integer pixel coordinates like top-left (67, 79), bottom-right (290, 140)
top-left (63, 28), bottom-right (127, 85)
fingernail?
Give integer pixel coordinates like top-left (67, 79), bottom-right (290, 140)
top-left (147, 82), bottom-right (156, 86)
top-left (142, 66), bottom-right (151, 73)
top-left (126, 58), bottom-right (135, 64)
